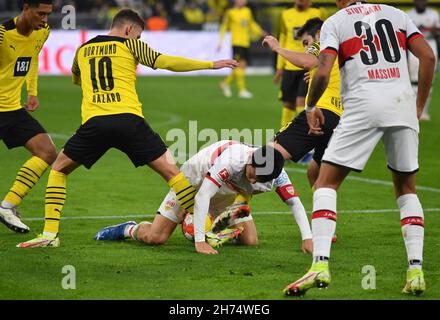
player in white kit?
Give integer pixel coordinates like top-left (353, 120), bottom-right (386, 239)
top-left (283, 1), bottom-right (435, 296)
top-left (407, 0), bottom-right (439, 120)
top-left (95, 141), bottom-right (313, 255)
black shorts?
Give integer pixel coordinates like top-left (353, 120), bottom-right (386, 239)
top-left (0, 108), bottom-right (47, 149)
top-left (63, 113), bottom-right (167, 169)
top-left (280, 70), bottom-right (309, 103)
top-left (232, 46), bottom-right (250, 62)
top-left (274, 109), bottom-right (340, 165)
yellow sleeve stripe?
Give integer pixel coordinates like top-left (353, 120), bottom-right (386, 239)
top-left (0, 25), bottom-right (5, 46)
top-left (125, 39), bottom-right (161, 68)
top-left (306, 42), bottom-right (320, 58)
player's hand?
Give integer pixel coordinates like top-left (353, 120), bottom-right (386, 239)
top-left (301, 238), bottom-right (313, 254)
top-left (262, 35), bottom-right (280, 52)
top-left (273, 69), bottom-right (283, 84)
top-left (24, 95), bottom-right (39, 112)
top-left (213, 59), bottom-right (239, 69)
top-left (304, 72), bottom-right (311, 84)
top-left (195, 241), bottom-right (218, 255)
top-left (306, 107), bottom-right (325, 136)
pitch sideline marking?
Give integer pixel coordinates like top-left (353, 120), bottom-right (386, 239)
top-left (22, 208), bottom-right (440, 221)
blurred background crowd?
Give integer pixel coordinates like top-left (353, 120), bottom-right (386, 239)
top-left (1, 1), bottom-right (439, 31)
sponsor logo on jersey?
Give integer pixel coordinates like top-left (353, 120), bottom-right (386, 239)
top-left (218, 168), bottom-right (230, 181)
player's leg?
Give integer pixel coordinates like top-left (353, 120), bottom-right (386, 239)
top-left (279, 70), bottom-right (297, 127)
top-left (384, 127), bottom-right (425, 295)
top-left (121, 116), bottom-right (197, 215)
top-left (232, 220), bottom-right (258, 246)
top-left (94, 188), bottom-right (182, 244)
top-left (237, 57), bottom-right (252, 98)
top-left (284, 127), bottom-right (381, 296)
top-left (219, 46), bottom-right (239, 97)
top-left (16, 150), bottom-right (80, 248)
top-left (0, 110), bottom-right (56, 233)
top-left (17, 117), bottom-right (107, 248)
top-left (307, 159), bottom-right (319, 188)
top-left (148, 151), bottom-right (196, 215)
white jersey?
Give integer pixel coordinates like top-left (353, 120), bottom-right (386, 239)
top-left (320, 2), bottom-right (423, 131)
top-left (181, 140), bottom-right (295, 197)
top-left (407, 7), bottom-right (440, 40)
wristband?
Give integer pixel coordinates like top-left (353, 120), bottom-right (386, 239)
top-left (305, 105), bottom-right (316, 112)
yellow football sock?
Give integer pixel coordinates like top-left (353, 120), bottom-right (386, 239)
top-left (43, 170), bottom-right (67, 235)
top-left (234, 193), bottom-right (252, 204)
top-left (235, 67), bottom-right (246, 92)
top-left (224, 72), bottom-right (235, 85)
top-left (281, 107), bottom-right (296, 128)
top-left (168, 172), bottom-right (196, 214)
top-left (3, 156), bottom-right (49, 207)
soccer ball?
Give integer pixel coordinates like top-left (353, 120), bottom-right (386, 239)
top-left (182, 213), bottom-right (212, 242)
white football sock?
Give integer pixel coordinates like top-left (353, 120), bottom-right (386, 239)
top-left (397, 194), bottom-right (424, 269)
top-left (312, 188), bottom-right (337, 261)
top-left (1, 200), bottom-right (15, 209)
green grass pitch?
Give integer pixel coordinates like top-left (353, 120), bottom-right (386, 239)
top-left (0, 75), bottom-right (439, 300)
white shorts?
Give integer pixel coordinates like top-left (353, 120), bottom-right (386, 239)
top-left (322, 126), bottom-right (419, 173)
top-left (157, 189), bottom-right (253, 225)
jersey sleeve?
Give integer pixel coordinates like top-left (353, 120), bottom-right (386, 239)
top-left (273, 169), bottom-right (297, 202)
top-left (0, 24), bottom-right (6, 49)
top-left (320, 18), bottom-right (339, 55)
top-left (405, 11), bottom-right (424, 43)
top-left (26, 26), bottom-right (50, 96)
top-left (219, 10), bottom-right (230, 44)
top-left (71, 48), bottom-right (81, 85)
top-left (124, 39), bottom-right (162, 69)
top-left (277, 12), bottom-right (287, 70)
top-left (306, 42), bottom-right (321, 58)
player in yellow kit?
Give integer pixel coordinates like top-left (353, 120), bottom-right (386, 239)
top-left (263, 18), bottom-right (342, 188)
top-left (0, 0), bottom-right (57, 234)
top-left (17, 9), bottom-right (238, 253)
top-left (218, 0), bottom-right (266, 98)
top-left (276, 0), bottom-right (323, 127)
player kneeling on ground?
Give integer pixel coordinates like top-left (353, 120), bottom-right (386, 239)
top-left (17, 9), bottom-right (238, 249)
top-left (95, 141), bottom-right (313, 255)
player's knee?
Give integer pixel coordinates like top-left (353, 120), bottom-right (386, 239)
top-left (243, 237), bottom-right (259, 246)
top-left (36, 143), bottom-right (57, 165)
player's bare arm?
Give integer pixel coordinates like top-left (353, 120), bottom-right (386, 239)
top-left (263, 35), bottom-right (319, 70)
top-left (305, 52), bottom-right (336, 135)
top-left (407, 37), bottom-right (436, 119)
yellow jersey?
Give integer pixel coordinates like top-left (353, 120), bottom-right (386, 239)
top-left (72, 36), bottom-right (162, 124)
top-left (306, 42), bottom-right (342, 117)
top-left (72, 36), bottom-right (213, 124)
top-left (0, 17), bottom-right (50, 112)
top-left (219, 7), bottom-right (263, 48)
top-left (277, 7), bottom-right (323, 71)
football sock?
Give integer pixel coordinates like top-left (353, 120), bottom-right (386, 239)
top-left (168, 172), bottom-right (196, 214)
top-left (234, 193), bottom-right (251, 203)
top-left (281, 107), bottom-right (295, 128)
top-left (224, 72), bottom-right (235, 85)
top-left (235, 67), bottom-right (246, 92)
top-left (312, 188), bottom-right (337, 260)
top-left (398, 194), bottom-right (424, 269)
top-left (126, 222), bottom-right (151, 241)
top-left (3, 156), bottom-right (49, 207)
top-left (43, 170), bottom-right (67, 235)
